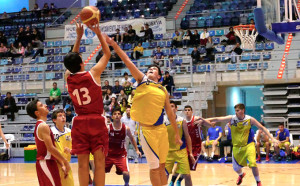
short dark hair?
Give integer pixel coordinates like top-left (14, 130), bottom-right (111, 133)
top-left (126, 105), bottom-right (131, 109)
top-left (279, 123), bottom-right (284, 126)
top-left (165, 71), bottom-right (169, 75)
top-left (66, 108), bottom-right (72, 112)
top-left (234, 103), bottom-right (245, 110)
top-left (52, 109), bottom-right (65, 124)
top-left (6, 92), bottom-right (11, 95)
top-left (147, 64), bottom-right (162, 77)
top-left (26, 99), bottom-right (39, 119)
top-left (64, 52), bottom-right (82, 73)
top-left (53, 82), bottom-right (57, 85)
top-left (170, 100), bottom-right (177, 108)
top-left (184, 105), bottom-right (193, 111)
top-left (124, 72), bottom-right (128, 76)
top-left (112, 107), bottom-right (122, 115)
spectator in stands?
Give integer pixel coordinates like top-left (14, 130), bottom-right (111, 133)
top-left (25, 43), bottom-right (34, 57)
top-left (0, 32), bottom-right (7, 45)
top-left (108, 96), bottom-right (120, 115)
top-left (45, 82), bottom-right (62, 107)
top-left (65, 108), bottom-right (74, 128)
top-left (137, 26), bottom-right (145, 43)
top-left (63, 97), bottom-right (74, 112)
top-left (3, 92), bottom-right (18, 121)
top-left (32, 3), bottom-right (40, 11)
top-left (127, 90), bottom-right (135, 106)
top-left (0, 12), bottom-right (10, 19)
top-left (192, 29), bottom-right (200, 46)
top-left (42, 3), bottom-right (50, 15)
top-left (112, 80), bottom-right (123, 94)
top-left (274, 123), bottom-right (291, 161)
top-left (167, 55), bottom-right (177, 75)
top-left (249, 19), bottom-right (265, 43)
top-left (117, 89), bottom-right (128, 103)
top-left (31, 28), bottom-right (42, 41)
top-left (171, 30), bottom-right (182, 48)
top-left (226, 27), bottom-right (236, 45)
top-left (95, 49), bottom-right (104, 63)
top-left (131, 43), bottom-right (143, 60)
top-left (120, 98), bottom-right (128, 113)
top-left (0, 43), bottom-right (8, 58)
top-left (256, 123), bottom-right (271, 162)
top-left (112, 29), bottom-right (122, 43)
top-left (15, 42), bottom-right (25, 57)
top-left (200, 28), bottom-right (210, 46)
top-left (123, 81), bottom-right (133, 96)
top-left (24, 26), bottom-right (32, 46)
top-left (142, 23), bottom-right (154, 42)
top-left (162, 71), bottom-right (175, 95)
top-left (128, 25), bottom-right (136, 43)
top-left (205, 37), bottom-right (215, 62)
top-left (201, 122), bottom-right (222, 162)
top-left (102, 80), bottom-right (113, 93)
top-left (103, 89), bottom-right (113, 112)
top-left (230, 42), bottom-right (243, 63)
top-left (182, 30), bottom-right (192, 48)
top-left (31, 37), bottom-right (44, 60)
top-left (16, 27), bottom-right (26, 46)
top-left (121, 72), bottom-right (131, 87)
top-left (153, 46), bottom-right (164, 66)
top-left (50, 3), bottom-right (58, 14)
top-left (21, 7), bottom-right (28, 12)
top-left (191, 47), bottom-right (201, 64)
top-left (218, 123), bottom-right (232, 162)
top-left (122, 27), bottom-right (130, 43)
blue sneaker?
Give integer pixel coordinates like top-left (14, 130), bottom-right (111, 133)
top-left (176, 180), bottom-right (182, 186)
top-left (168, 181), bottom-right (174, 186)
top-left (218, 157), bottom-right (225, 163)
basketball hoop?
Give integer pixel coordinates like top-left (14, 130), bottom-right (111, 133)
top-left (233, 25), bottom-right (258, 50)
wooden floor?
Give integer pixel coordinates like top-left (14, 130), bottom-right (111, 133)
top-left (0, 162), bottom-right (299, 186)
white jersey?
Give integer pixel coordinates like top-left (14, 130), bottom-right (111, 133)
top-left (121, 116), bottom-right (136, 136)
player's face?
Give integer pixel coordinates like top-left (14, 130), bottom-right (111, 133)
top-left (146, 66), bottom-right (161, 82)
top-left (36, 101), bottom-right (49, 117)
top-left (55, 112), bottom-right (66, 125)
top-left (211, 122), bottom-right (216, 127)
top-left (170, 103), bottom-right (177, 113)
top-left (184, 108), bottom-right (193, 117)
top-left (235, 108), bottom-right (244, 118)
top-left (279, 125), bottom-right (284, 132)
top-left (126, 108), bottom-right (130, 116)
top-left (112, 111), bottom-right (122, 121)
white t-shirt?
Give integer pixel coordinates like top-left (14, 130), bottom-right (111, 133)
top-left (121, 115), bottom-right (136, 136)
top-left (121, 77), bottom-right (132, 86)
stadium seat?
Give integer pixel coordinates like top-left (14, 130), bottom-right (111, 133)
top-left (54, 64), bottom-right (63, 71)
top-left (154, 34), bottom-right (163, 40)
top-left (258, 62), bottom-right (268, 69)
top-left (251, 53), bottom-right (261, 60)
top-left (62, 40), bottom-right (70, 46)
top-left (255, 43), bottom-right (264, 51)
top-left (149, 42), bottom-right (158, 49)
top-left (158, 41), bottom-right (166, 48)
top-left (54, 48), bottom-right (62, 54)
top-left (265, 43), bottom-right (274, 50)
top-left (79, 46), bottom-right (86, 53)
top-left (163, 33), bottom-right (173, 40)
top-left (46, 65), bottom-right (54, 71)
top-left (215, 46), bottom-right (225, 53)
top-left (62, 47), bottom-right (71, 54)
top-left (197, 65), bottom-right (207, 73)
top-left (239, 63), bottom-right (248, 70)
top-left (38, 57), bottom-right (47, 63)
top-left (170, 49), bottom-right (179, 56)
top-left (54, 40), bottom-right (62, 47)
top-left (227, 64), bottom-right (236, 71)
top-left (248, 63), bottom-right (258, 70)
top-left (46, 41), bottom-right (54, 48)
top-left (47, 49), bottom-right (54, 55)
top-left (215, 29), bottom-right (225, 36)
top-left (212, 38), bottom-right (220, 45)
top-left (263, 53), bottom-right (271, 60)
top-left (241, 53), bottom-right (251, 61)
top-left (54, 55), bottom-right (63, 62)
top-left (46, 56), bottom-right (54, 63)
top-left (197, 17), bottom-right (206, 28)
top-left (142, 42), bottom-right (150, 49)
top-left (209, 30), bottom-right (215, 37)
top-left (46, 73), bottom-right (55, 80)
top-left (54, 73), bottom-right (63, 80)
top-left (162, 49), bottom-right (170, 56)
top-left (14, 58), bottom-right (23, 65)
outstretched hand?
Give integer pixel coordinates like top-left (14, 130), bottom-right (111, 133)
top-left (75, 20), bottom-right (84, 38)
top-left (105, 35), bottom-right (117, 46)
top-left (88, 23), bottom-right (101, 36)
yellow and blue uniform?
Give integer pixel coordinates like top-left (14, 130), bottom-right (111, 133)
top-left (51, 126), bottom-right (74, 186)
top-left (132, 76), bottom-right (169, 169)
top-left (276, 128), bottom-right (290, 148)
top-left (164, 115), bottom-right (190, 175)
top-left (205, 126), bottom-right (222, 146)
top-left (230, 115), bottom-right (257, 169)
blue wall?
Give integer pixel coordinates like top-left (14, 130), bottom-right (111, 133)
top-left (0, 0), bottom-right (29, 13)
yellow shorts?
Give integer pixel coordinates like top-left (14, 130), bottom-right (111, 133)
top-left (140, 124), bottom-right (169, 169)
top-left (206, 140), bottom-right (219, 146)
top-left (279, 142), bottom-right (290, 149)
top-left (233, 142), bottom-right (256, 168)
top-left (57, 162), bottom-right (74, 186)
top-left (166, 149), bottom-right (190, 175)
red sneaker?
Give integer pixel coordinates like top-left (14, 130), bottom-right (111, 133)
top-left (236, 173), bottom-right (246, 185)
top-left (257, 181), bottom-right (262, 186)
top-left (256, 156), bottom-right (261, 162)
top-left (266, 156), bottom-right (270, 162)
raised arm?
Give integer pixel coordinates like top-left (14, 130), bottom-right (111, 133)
top-left (207, 115), bottom-right (232, 124)
top-left (126, 127), bottom-right (141, 157)
top-left (182, 120), bottom-right (195, 164)
top-left (194, 116), bottom-right (212, 127)
top-left (105, 36), bottom-right (144, 83)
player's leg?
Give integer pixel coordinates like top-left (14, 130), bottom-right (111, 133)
top-left (182, 174), bottom-right (192, 186)
top-left (169, 173), bottom-right (180, 186)
top-left (166, 153), bottom-right (176, 186)
top-left (77, 154), bottom-right (90, 186)
top-left (93, 148), bottom-right (106, 186)
top-left (232, 146), bottom-right (246, 185)
top-left (256, 141), bottom-right (261, 161)
top-left (123, 171), bottom-right (130, 186)
top-left (174, 149), bottom-right (191, 186)
top-left (159, 163), bottom-right (168, 185)
top-left (201, 141), bottom-right (207, 158)
top-left (265, 141), bottom-right (270, 161)
top-left (211, 140), bottom-right (218, 159)
top-left (285, 142), bottom-right (291, 161)
top-left (247, 142), bottom-right (261, 185)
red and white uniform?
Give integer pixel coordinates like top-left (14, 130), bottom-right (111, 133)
top-left (67, 71), bottom-right (108, 155)
top-left (105, 123), bottom-right (129, 175)
top-left (34, 120), bottom-right (61, 186)
top-left (186, 116), bottom-right (202, 171)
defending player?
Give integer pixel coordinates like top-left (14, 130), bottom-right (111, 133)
top-left (26, 100), bottom-right (70, 186)
top-left (207, 103), bottom-right (280, 186)
top-left (51, 109), bottom-right (74, 186)
top-left (63, 21), bottom-right (111, 186)
top-left (106, 36), bottom-right (182, 186)
top-left (105, 108), bottom-right (141, 186)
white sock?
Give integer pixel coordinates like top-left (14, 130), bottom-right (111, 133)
top-left (254, 176), bottom-right (260, 182)
top-left (204, 152), bottom-right (207, 157)
top-left (239, 172), bottom-right (244, 176)
top-left (211, 152), bottom-right (214, 158)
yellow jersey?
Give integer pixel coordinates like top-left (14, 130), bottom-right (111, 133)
top-left (51, 126), bottom-right (72, 161)
top-left (164, 115), bottom-right (186, 151)
top-left (230, 115), bottom-right (252, 147)
top-left (131, 76), bottom-right (167, 125)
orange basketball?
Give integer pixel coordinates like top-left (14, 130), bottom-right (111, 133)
top-left (79, 6), bottom-right (100, 26)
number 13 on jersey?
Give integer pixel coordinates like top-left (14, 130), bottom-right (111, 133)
top-left (72, 87), bottom-right (91, 105)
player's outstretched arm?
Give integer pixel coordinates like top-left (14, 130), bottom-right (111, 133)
top-left (89, 23), bottom-right (111, 78)
top-left (38, 124), bottom-right (71, 178)
top-left (182, 120), bottom-right (195, 164)
top-left (126, 127), bottom-right (141, 157)
top-left (105, 36), bottom-right (144, 83)
top-left (207, 115), bottom-right (232, 124)
top-left (0, 123), bottom-right (9, 149)
top-left (194, 116), bottom-right (212, 127)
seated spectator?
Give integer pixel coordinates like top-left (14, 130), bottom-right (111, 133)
top-left (103, 89), bottom-right (113, 112)
top-left (191, 47), bottom-right (201, 64)
top-left (205, 37), bottom-right (214, 62)
top-left (128, 25), bottom-right (136, 43)
top-left (0, 32), bottom-right (7, 45)
top-left (45, 82), bottom-right (61, 107)
top-left (131, 43), bottom-right (143, 60)
top-left (63, 97), bottom-right (74, 112)
top-left (121, 72), bottom-right (131, 87)
top-left (256, 123), bottom-right (270, 162)
top-left (143, 24), bottom-right (154, 42)
top-left (226, 27), bottom-right (236, 45)
top-left (153, 46), bottom-right (164, 66)
top-left (117, 89), bottom-right (128, 103)
top-left (112, 29), bottom-right (122, 43)
top-left (171, 30), bottom-right (182, 48)
top-left (42, 3), bottom-right (50, 15)
top-left (127, 90), bottom-right (135, 106)
top-left (201, 122), bottom-right (222, 162)
top-left (182, 30), bottom-right (192, 48)
top-left (50, 3), bottom-right (58, 14)
top-left (218, 123), bottom-right (232, 162)
top-left (24, 26), bottom-right (32, 46)
top-left (16, 27), bottom-right (26, 46)
top-left (32, 3), bottom-right (40, 11)
top-left (108, 96), bottom-right (120, 115)
top-left (274, 123), bottom-right (291, 161)
top-left (31, 28), bottom-right (42, 41)
top-left (65, 108), bottom-right (74, 128)
top-left (0, 43), bottom-right (8, 58)
top-left (167, 55), bottom-right (177, 75)
top-left (25, 43), bottom-right (34, 57)
top-left (122, 27), bottom-right (130, 43)
top-left (0, 12), bottom-right (10, 19)
top-left (230, 43), bottom-right (243, 63)
top-left (31, 37), bottom-right (44, 60)
top-left (3, 92), bottom-right (18, 121)
top-left (112, 80), bottom-right (123, 95)
top-left (15, 42), bottom-right (25, 57)
top-left (137, 26), bottom-right (145, 43)
top-left (120, 98), bottom-right (128, 113)
top-left (162, 71), bottom-right (175, 95)
top-left (192, 29), bottom-right (200, 46)
top-left (21, 7), bottom-right (28, 12)
top-left (200, 28), bottom-right (210, 46)
top-left (123, 81), bottom-right (133, 96)
top-left (102, 80), bottom-right (113, 93)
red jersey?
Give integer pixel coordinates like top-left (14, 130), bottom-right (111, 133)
top-left (67, 71), bottom-right (103, 115)
top-left (108, 123), bottom-right (127, 157)
top-left (34, 120), bottom-right (56, 160)
top-left (186, 116), bottom-right (202, 147)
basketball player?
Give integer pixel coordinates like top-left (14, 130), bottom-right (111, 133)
top-left (106, 36), bottom-right (182, 186)
top-left (26, 100), bottom-right (70, 186)
top-left (207, 103), bottom-right (280, 186)
top-left (106, 108), bottom-right (141, 186)
top-left (255, 123), bottom-right (271, 162)
top-left (63, 21), bottom-right (111, 186)
top-left (164, 101), bottom-right (195, 186)
top-left (51, 109), bottom-right (74, 186)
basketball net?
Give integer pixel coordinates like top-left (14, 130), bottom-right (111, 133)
top-left (233, 25), bottom-right (258, 50)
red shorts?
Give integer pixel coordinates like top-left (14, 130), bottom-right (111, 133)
top-left (105, 155), bottom-right (129, 175)
top-left (188, 146), bottom-right (201, 171)
top-left (36, 159), bottom-right (61, 186)
top-left (71, 115), bottom-right (108, 155)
